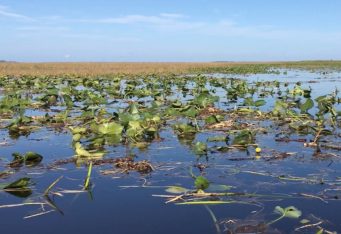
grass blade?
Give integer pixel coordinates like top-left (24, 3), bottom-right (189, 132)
top-left (83, 161), bottom-right (93, 190)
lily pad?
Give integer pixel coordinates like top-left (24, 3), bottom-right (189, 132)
top-left (98, 122), bottom-right (123, 135)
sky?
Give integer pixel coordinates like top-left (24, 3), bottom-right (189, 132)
top-left (0, 0), bottom-right (341, 62)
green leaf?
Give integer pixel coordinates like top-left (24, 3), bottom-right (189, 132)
top-left (173, 123), bottom-right (197, 135)
top-left (192, 92), bottom-right (218, 108)
top-left (207, 135), bottom-right (226, 142)
top-left (243, 97), bottom-right (254, 106)
top-left (274, 206), bottom-right (285, 215)
top-left (69, 126), bottom-right (87, 134)
top-left (274, 206), bottom-right (302, 219)
top-left (63, 94), bottom-right (73, 108)
top-left (98, 122), bottom-right (123, 135)
top-left (254, 99), bottom-right (266, 107)
top-left (72, 133), bottom-right (82, 142)
top-left (4, 177), bottom-right (31, 189)
top-left (181, 106), bottom-right (198, 118)
top-left (176, 201), bottom-right (244, 205)
top-left (232, 130), bottom-right (254, 145)
top-left (128, 103), bottom-right (139, 115)
top-left (171, 100), bottom-right (182, 108)
top-left (193, 142), bottom-right (207, 155)
top-left (128, 120), bottom-right (142, 130)
top-left (75, 142), bottom-right (105, 158)
top-left (300, 98), bottom-right (314, 113)
top-left (24, 152), bottom-right (43, 164)
top-left (166, 186), bottom-right (189, 194)
top-left (283, 206), bottom-right (302, 218)
top-left (12, 152), bottom-right (24, 161)
top-left (300, 219), bottom-right (310, 224)
top-left (194, 176), bottom-right (210, 190)
top-left (316, 229), bottom-right (324, 234)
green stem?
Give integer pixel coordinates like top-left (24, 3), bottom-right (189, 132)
top-left (267, 213), bottom-right (285, 226)
top-left (83, 161), bottom-right (93, 190)
top-left (193, 118), bottom-right (200, 131)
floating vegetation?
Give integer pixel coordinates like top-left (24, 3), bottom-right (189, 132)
top-left (0, 67), bottom-right (341, 233)
top-left (112, 157), bottom-right (154, 174)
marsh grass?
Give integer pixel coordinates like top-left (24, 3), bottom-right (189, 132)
top-left (1, 61), bottom-right (341, 76)
top-left (0, 62), bottom-right (270, 76)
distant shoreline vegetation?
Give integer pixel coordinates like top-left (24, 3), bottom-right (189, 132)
top-left (0, 60), bottom-right (341, 76)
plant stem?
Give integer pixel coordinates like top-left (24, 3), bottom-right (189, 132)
top-left (267, 213), bottom-right (285, 226)
top-left (83, 161), bottom-right (93, 190)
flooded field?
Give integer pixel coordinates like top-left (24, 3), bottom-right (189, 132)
top-left (1, 69), bottom-right (341, 233)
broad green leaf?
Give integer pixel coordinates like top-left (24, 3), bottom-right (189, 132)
top-left (300, 98), bottom-right (314, 113)
top-left (283, 206), bottom-right (302, 218)
top-left (274, 206), bottom-right (302, 219)
top-left (254, 99), bottom-right (266, 107)
top-left (128, 120), bottom-right (142, 130)
top-left (232, 130), bottom-right (254, 145)
top-left (24, 152), bottom-right (43, 163)
top-left (181, 106), bottom-right (198, 118)
top-left (98, 122), bottom-right (123, 135)
top-left (173, 123), bottom-right (197, 135)
top-left (194, 176), bottom-right (210, 190)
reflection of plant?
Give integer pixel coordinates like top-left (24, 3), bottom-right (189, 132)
top-left (267, 206), bottom-right (302, 225)
top-left (0, 177), bottom-right (32, 198)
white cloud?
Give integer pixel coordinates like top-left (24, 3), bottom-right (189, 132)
top-left (0, 4), bottom-right (34, 21)
top-left (75, 13), bottom-right (206, 31)
top-left (16, 26), bottom-right (69, 32)
top-left (61, 13), bottom-right (341, 44)
top-left (78, 14), bottom-right (180, 24)
top-left (159, 13), bottom-right (186, 19)
top-left (3, 7), bottom-right (341, 48)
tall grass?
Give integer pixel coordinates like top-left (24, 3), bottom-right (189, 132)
top-left (1, 61), bottom-right (341, 76)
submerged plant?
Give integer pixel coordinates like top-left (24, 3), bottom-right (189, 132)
top-left (267, 206), bottom-right (302, 225)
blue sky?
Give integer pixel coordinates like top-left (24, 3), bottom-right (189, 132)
top-left (1, 0), bottom-right (341, 62)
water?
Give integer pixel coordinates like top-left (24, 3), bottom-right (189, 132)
top-left (1, 70), bottom-right (341, 233)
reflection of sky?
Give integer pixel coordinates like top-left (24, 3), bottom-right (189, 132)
top-left (218, 69), bottom-right (341, 96)
top-left (212, 69), bottom-right (341, 114)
